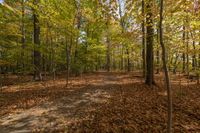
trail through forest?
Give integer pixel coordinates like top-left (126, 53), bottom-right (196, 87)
top-left (0, 72), bottom-right (200, 132)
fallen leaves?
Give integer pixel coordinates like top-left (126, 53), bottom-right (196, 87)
top-left (0, 72), bottom-right (200, 132)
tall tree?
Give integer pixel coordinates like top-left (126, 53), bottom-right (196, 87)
top-left (106, 19), bottom-right (111, 72)
top-left (142, 0), bottom-right (146, 77)
top-left (21, 0), bottom-right (25, 72)
top-left (33, 0), bottom-right (42, 81)
top-left (159, 0), bottom-right (172, 132)
top-left (182, 25), bottom-right (186, 73)
top-left (145, 0), bottom-right (155, 85)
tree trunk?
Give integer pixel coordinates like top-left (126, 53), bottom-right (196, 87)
top-left (159, 0), bottom-right (173, 132)
top-left (156, 27), bottom-right (160, 74)
top-left (126, 48), bottom-right (131, 72)
top-left (106, 20), bottom-right (111, 72)
top-left (33, 0), bottom-right (42, 81)
top-left (173, 54), bottom-right (179, 74)
top-left (73, 2), bottom-right (81, 75)
top-left (66, 40), bottom-right (70, 87)
top-left (182, 26), bottom-right (186, 73)
top-left (142, 0), bottom-right (146, 77)
top-left (106, 39), bottom-right (111, 72)
top-left (198, 41), bottom-right (200, 84)
top-left (186, 30), bottom-right (189, 75)
top-left (121, 47), bottom-right (124, 71)
top-left (145, 0), bottom-right (154, 85)
top-left (66, 35), bottom-right (72, 87)
top-left (21, 0), bottom-right (25, 73)
top-left (191, 32), bottom-right (197, 70)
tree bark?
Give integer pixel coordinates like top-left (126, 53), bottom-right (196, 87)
top-left (173, 54), bottom-right (179, 74)
top-left (33, 0), bottom-right (42, 81)
top-left (66, 39), bottom-right (70, 87)
top-left (159, 0), bottom-right (173, 132)
top-left (198, 41), bottom-right (200, 84)
top-left (21, 0), bottom-right (25, 73)
top-left (66, 31), bottom-right (73, 86)
top-left (156, 27), bottom-right (160, 74)
top-left (191, 32), bottom-right (197, 70)
top-left (145, 0), bottom-right (155, 85)
top-left (142, 0), bottom-right (146, 77)
top-left (182, 25), bottom-right (186, 73)
top-left (126, 48), bottom-right (131, 72)
top-left (106, 20), bottom-right (111, 72)
top-left (186, 30), bottom-right (189, 75)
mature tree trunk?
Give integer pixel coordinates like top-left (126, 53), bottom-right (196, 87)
top-left (106, 19), bottom-right (111, 72)
top-left (159, 0), bottom-right (172, 132)
top-left (198, 41), bottom-right (200, 84)
top-left (199, 41), bottom-right (200, 68)
top-left (118, 0), bottom-right (129, 72)
top-left (182, 25), bottom-right (186, 73)
top-left (186, 30), bottom-right (189, 75)
top-left (156, 28), bottom-right (160, 74)
top-left (145, 0), bottom-right (155, 85)
top-left (21, 0), bottom-right (25, 73)
top-left (142, 0), bottom-right (146, 77)
top-left (33, 0), bottom-right (42, 81)
top-left (73, 1), bottom-right (81, 75)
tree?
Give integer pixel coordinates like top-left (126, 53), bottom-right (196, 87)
top-left (21, 0), bottom-right (25, 72)
top-left (145, 0), bottom-right (155, 85)
top-left (33, 0), bottom-right (42, 81)
top-left (159, 0), bottom-right (172, 132)
top-left (142, 0), bottom-right (146, 77)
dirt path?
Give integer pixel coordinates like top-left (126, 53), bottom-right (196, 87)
top-left (0, 72), bottom-right (199, 132)
top-left (0, 72), bottom-right (137, 133)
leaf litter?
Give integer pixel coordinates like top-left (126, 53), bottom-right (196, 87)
top-left (0, 72), bottom-right (199, 132)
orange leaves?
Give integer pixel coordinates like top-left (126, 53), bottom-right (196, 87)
top-left (0, 72), bottom-right (200, 132)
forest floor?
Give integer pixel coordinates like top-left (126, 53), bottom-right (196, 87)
top-left (0, 72), bottom-right (200, 133)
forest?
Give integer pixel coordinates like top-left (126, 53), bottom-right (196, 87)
top-left (0, 0), bottom-right (200, 132)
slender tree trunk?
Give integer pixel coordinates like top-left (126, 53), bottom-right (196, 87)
top-left (121, 47), bottom-right (124, 71)
top-left (66, 40), bottom-right (70, 87)
top-left (52, 36), bottom-right (56, 80)
top-left (127, 48), bottom-right (131, 72)
top-left (156, 49), bottom-right (160, 74)
top-left (44, 22), bottom-right (50, 79)
top-left (145, 0), bottom-right (154, 85)
top-left (33, 0), bottom-right (42, 81)
top-left (173, 54), bottom-right (179, 74)
top-left (186, 30), bottom-right (189, 75)
top-left (106, 20), bottom-right (111, 72)
top-left (191, 32), bottom-right (197, 70)
top-left (118, 0), bottom-right (124, 71)
top-left (142, 0), bottom-right (146, 77)
top-left (198, 41), bottom-right (200, 84)
top-left (21, 0), bottom-right (25, 73)
top-left (194, 1), bottom-right (199, 84)
top-left (159, 0), bottom-right (172, 132)
top-left (106, 38), bottom-right (111, 72)
top-left (156, 27), bottom-right (160, 74)
top-left (73, 2), bottom-right (81, 75)
top-left (198, 41), bottom-right (200, 67)
top-left (66, 35), bottom-right (72, 87)
top-left (182, 26), bottom-right (186, 73)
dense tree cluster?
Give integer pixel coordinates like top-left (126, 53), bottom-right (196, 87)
top-left (0, 0), bottom-right (199, 83)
